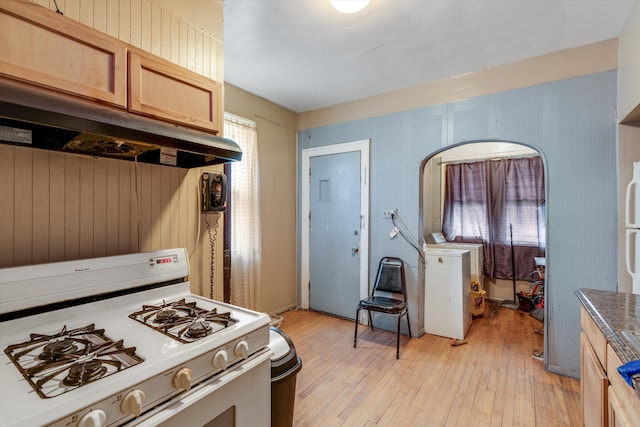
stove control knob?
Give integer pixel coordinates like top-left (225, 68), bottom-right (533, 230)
top-left (78, 409), bottom-right (106, 427)
top-left (234, 340), bottom-right (249, 359)
top-left (120, 389), bottom-right (145, 417)
top-left (212, 349), bottom-right (229, 370)
top-left (174, 367), bottom-right (193, 391)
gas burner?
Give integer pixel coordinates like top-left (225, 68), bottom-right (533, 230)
top-left (182, 310), bottom-right (234, 338)
top-left (3, 325), bottom-right (143, 399)
top-left (63, 360), bottom-right (107, 386)
top-left (137, 299), bottom-right (199, 325)
top-left (155, 308), bottom-right (179, 323)
top-left (129, 300), bottom-right (238, 343)
top-left (186, 320), bottom-right (211, 338)
top-left (39, 339), bottom-right (79, 361)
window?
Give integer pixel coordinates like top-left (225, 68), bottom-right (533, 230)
top-left (224, 113), bottom-right (260, 310)
top-left (442, 156), bottom-right (545, 280)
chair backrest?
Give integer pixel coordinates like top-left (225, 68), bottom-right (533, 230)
top-left (372, 257), bottom-right (406, 297)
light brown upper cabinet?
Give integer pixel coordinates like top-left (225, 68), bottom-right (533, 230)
top-left (0, 0), bottom-right (222, 134)
top-left (0, 0), bottom-right (127, 108)
top-left (128, 48), bottom-right (222, 133)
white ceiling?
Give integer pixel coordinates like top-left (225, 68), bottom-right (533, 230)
top-left (223, 0), bottom-right (637, 113)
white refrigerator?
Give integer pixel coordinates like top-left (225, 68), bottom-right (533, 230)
top-left (424, 248), bottom-right (472, 340)
top-left (625, 161), bottom-right (640, 294)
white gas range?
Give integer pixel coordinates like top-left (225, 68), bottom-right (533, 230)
top-left (0, 248), bottom-right (271, 427)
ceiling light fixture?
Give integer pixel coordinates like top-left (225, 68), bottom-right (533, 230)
top-left (330, 0), bottom-right (369, 14)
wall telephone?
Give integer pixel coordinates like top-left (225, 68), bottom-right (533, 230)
top-left (201, 172), bottom-right (227, 212)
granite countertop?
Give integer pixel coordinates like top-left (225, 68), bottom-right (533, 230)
top-left (576, 288), bottom-right (640, 393)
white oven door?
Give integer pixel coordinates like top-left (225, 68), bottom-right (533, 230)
top-left (131, 349), bottom-right (271, 427)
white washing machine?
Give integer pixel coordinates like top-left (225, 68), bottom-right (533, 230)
top-left (425, 242), bottom-right (484, 288)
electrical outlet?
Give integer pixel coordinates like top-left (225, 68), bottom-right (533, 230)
top-left (389, 227), bottom-right (399, 239)
top-left (383, 209), bottom-right (396, 218)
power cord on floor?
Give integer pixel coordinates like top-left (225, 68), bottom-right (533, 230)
top-left (532, 350), bottom-right (544, 362)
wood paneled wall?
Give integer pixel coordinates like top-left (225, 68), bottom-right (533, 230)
top-left (1, 0), bottom-right (226, 300)
top-left (0, 145), bottom-right (225, 299)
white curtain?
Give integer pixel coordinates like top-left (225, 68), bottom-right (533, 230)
top-left (224, 114), bottom-right (261, 310)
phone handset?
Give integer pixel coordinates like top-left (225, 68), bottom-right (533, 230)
top-left (201, 172), bottom-right (227, 212)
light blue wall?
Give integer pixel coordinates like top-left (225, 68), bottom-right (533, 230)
top-left (298, 71), bottom-right (618, 378)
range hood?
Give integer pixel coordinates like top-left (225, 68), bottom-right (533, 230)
top-left (0, 79), bottom-right (242, 168)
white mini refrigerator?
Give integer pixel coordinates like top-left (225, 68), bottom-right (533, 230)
top-left (424, 248), bottom-right (472, 340)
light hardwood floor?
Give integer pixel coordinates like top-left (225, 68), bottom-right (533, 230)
top-left (278, 303), bottom-right (581, 426)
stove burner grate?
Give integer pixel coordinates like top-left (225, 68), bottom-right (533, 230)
top-left (3, 324), bottom-right (143, 399)
top-left (129, 299), bottom-right (238, 343)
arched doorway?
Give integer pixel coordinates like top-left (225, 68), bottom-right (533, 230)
top-left (419, 140), bottom-right (548, 358)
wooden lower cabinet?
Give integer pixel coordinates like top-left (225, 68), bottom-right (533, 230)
top-left (580, 332), bottom-right (608, 427)
top-left (608, 385), bottom-right (634, 427)
top-left (606, 344), bottom-right (640, 427)
top-left (580, 307), bottom-right (640, 427)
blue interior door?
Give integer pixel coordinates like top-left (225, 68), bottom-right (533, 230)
top-left (309, 151), bottom-right (361, 319)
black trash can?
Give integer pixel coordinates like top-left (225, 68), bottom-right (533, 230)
top-left (269, 327), bottom-right (302, 427)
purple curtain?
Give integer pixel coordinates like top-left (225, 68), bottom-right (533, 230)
top-left (442, 156), bottom-right (545, 280)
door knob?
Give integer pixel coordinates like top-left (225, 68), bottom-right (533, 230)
top-left (352, 246), bottom-right (359, 254)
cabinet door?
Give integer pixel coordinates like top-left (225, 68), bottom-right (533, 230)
top-left (128, 48), bottom-right (221, 133)
top-left (608, 385), bottom-right (634, 427)
top-left (606, 345), bottom-right (640, 427)
top-left (0, 0), bottom-right (127, 107)
top-left (581, 333), bottom-right (608, 427)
